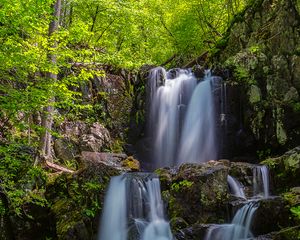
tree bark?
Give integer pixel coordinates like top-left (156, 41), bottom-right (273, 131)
top-left (36, 0), bottom-right (61, 165)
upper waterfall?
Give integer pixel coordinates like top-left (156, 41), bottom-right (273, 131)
top-left (147, 67), bottom-right (217, 169)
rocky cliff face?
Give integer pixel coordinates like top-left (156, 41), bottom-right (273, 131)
top-left (212, 0), bottom-right (300, 158)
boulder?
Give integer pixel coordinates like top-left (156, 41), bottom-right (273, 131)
top-left (54, 138), bottom-right (79, 162)
top-left (174, 224), bottom-right (211, 240)
top-left (46, 158), bottom-right (122, 240)
top-left (157, 162), bottom-right (229, 224)
top-left (80, 151), bottom-right (128, 170)
top-left (80, 123), bottom-right (111, 152)
top-left (262, 146), bottom-right (300, 191)
top-left (56, 121), bottom-right (111, 155)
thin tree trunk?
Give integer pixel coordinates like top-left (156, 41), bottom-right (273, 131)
top-left (36, 0), bottom-right (61, 165)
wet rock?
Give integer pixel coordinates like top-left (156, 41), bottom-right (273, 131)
top-left (121, 156), bottom-right (140, 171)
top-left (174, 224), bottom-right (211, 240)
top-left (170, 217), bottom-right (189, 232)
top-left (229, 162), bottom-right (256, 186)
top-left (164, 162), bottom-right (229, 224)
top-left (211, 0), bottom-right (300, 152)
top-left (46, 159), bottom-right (121, 240)
top-left (262, 146), bottom-right (300, 191)
top-left (251, 197), bottom-right (290, 236)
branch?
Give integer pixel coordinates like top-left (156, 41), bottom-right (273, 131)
top-left (45, 160), bottom-right (74, 173)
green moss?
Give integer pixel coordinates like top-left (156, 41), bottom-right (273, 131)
top-left (171, 180), bottom-right (193, 192)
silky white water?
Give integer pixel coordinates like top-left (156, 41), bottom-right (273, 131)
top-left (98, 173), bottom-right (172, 240)
top-left (148, 67), bottom-right (216, 168)
top-left (98, 175), bottom-right (127, 240)
top-left (205, 201), bottom-right (258, 240)
top-left (205, 165), bottom-right (271, 239)
top-left (253, 165), bottom-right (270, 198)
top-left (227, 175), bottom-right (246, 199)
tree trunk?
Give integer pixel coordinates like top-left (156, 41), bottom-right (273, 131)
top-left (36, 0), bottom-right (61, 165)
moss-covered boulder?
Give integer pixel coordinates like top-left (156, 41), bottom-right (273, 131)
top-left (262, 146), bottom-right (300, 191)
top-left (157, 162), bottom-right (229, 225)
top-left (45, 159), bottom-right (123, 239)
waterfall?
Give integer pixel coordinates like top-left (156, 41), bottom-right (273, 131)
top-left (205, 201), bottom-right (258, 240)
top-left (177, 71), bottom-right (217, 164)
top-left (253, 165), bottom-right (270, 198)
top-left (98, 173), bottom-right (173, 240)
top-left (148, 67), bottom-right (216, 168)
top-left (227, 175), bottom-right (246, 199)
top-left (98, 175), bottom-right (127, 240)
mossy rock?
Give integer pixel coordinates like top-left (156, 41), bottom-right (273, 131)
top-left (165, 162), bottom-right (229, 224)
top-left (121, 156), bottom-right (140, 171)
top-left (262, 146), bottom-right (300, 191)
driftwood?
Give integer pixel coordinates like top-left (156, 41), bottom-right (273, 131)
top-left (45, 160), bottom-right (74, 173)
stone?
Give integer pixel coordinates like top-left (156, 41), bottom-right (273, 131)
top-left (79, 123), bottom-right (111, 152)
top-left (262, 146), bottom-right (300, 191)
top-left (164, 163), bottom-right (229, 224)
top-left (54, 138), bottom-right (79, 162)
top-left (121, 156), bottom-right (140, 171)
top-left (174, 224), bottom-right (211, 240)
top-left (80, 151), bottom-right (128, 170)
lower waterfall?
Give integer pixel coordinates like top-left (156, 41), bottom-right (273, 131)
top-left (98, 173), bottom-right (173, 240)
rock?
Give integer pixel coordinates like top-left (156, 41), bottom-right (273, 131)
top-left (54, 138), bottom-right (79, 162)
top-left (170, 217), bottom-right (188, 232)
top-left (262, 146), bottom-right (300, 191)
top-left (251, 197), bottom-right (291, 236)
top-left (248, 85), bottom-right (261, 104)
top-left (192, 65), bottom-right (206, 78)
top-left (164, 163), bottom-right (229, 224)
top-left (121, 156), bottom-right (140, 171)
top-left (80, 123), bottom-right (111, 152)
top-left (59, 121), bottom-right (89, 140)
top-left (57, 121), bottom-right (111, 154)
top-left (229, 162), bottom-right (256, 186)
top-left (174, 224), bottom-right (211, 240)
top-left (46, 158), bottom-right (121, 240)
top-left (80, 151), bottom-right (128, 170)
top-left (284, 87), bottom-right (299, 103)
top-left (211, 0), bottom-right (300, 152)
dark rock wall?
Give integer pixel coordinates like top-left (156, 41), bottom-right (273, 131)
top-left (212, 0), bottom-right (300, 159)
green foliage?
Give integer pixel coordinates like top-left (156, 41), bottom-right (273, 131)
top-left (0, 143), bottom-right (48, 215)
top-left (291, 206), bottom-right (300, 220)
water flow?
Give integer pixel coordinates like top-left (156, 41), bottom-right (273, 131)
top-left (227, 175), bottom-right (246, 199)
top-left (98, 175), bottom-right (127, 240)
top-left (148, 67), bottom-right (216, 168)
top-left (205, 201), bottom-right (258, 240)
top-left (98, 173), bottom-right (173, 240)
top-left (177, 71), bottom-right (217, 164)
top-left (253, 165), bottom-right (270, 198)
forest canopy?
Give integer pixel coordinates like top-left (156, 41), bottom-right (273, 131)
top-left (0, 0), bottom-right (249, 165)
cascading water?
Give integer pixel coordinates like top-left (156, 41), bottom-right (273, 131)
top-left (177, 71), bottom-right (217, 165)
top-left (205, 165), bottom-right (271, 240)
top-left (253, 165), bottom-right (270, 198)
top-left (227, 175), bottom-right (246, 199)
top-left (205, 201), bottom-right (258, 240)
top-left (98, 173), bottom-right (173, 240)
top-left (98, 175), bottom-right (127, 240)
top-left (148, 67), bottom-right (216, 168)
